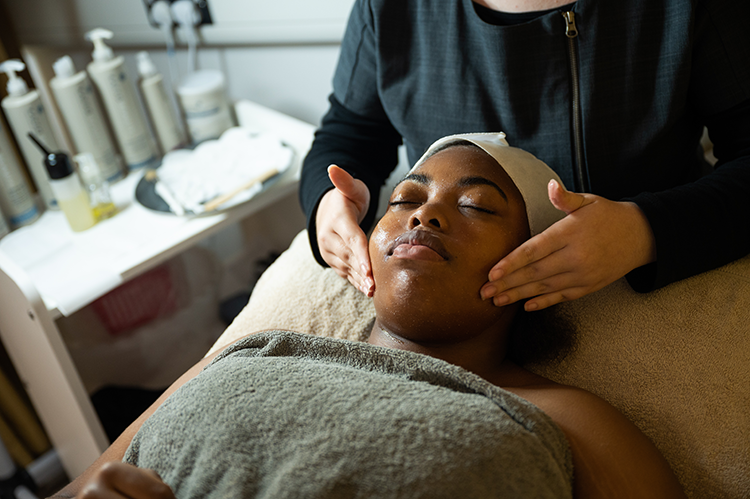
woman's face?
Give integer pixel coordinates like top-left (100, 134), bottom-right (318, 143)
top-left (369, 145), bottom-right (530, 343)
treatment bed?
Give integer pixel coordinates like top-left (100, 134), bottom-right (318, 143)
top-left (208, 230), bottom-right (750, 499)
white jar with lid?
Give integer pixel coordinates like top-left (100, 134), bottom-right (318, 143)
top-left (176, 70), bottom-right (235, 145)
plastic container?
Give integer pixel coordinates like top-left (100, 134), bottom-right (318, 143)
top-left (136, 51), bottom-right (187, 154)
top-left (28, 134), bottom-right (96, 232)
top-left (85, 28), bottom-right (158, 171)
top-left (0, 59), bottom-right (59, 210)
top-left (50, 55), bottom-right (123, 182)
top-left (176, 69), bottom-right (234, 144)
top-left (0, 120), bottom-right (39, 228)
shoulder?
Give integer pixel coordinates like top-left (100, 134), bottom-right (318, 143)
top-left (507, 380), bottom-right (686, 498)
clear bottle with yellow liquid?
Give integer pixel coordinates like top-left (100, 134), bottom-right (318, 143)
top-left (29, 134), bottom-right (97, 232)
top-left (75, 152), bottom-right (117, 221)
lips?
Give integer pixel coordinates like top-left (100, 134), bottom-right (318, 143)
top-left (387, 229), bottom-right (451, 261)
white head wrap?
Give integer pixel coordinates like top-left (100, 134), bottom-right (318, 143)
top-left (411, 132), bottom-right (566, 236)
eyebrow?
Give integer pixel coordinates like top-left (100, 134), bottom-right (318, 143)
top-left (396, 173), bottom-right (508, 201)
top-left (457, 176), bottom-right (508, 201)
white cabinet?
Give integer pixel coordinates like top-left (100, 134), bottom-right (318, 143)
top-left (0, 101), bottom-right (315, 479)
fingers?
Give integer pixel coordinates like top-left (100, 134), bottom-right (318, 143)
top-left (328, 165), bottom-right (371, 220)
top-left (481, 227), bottom-right (589, 310)
top-left (548, 179), bottom-right (590, 214)
top-left (328, 165), bottom-right (357, 198)
top-left (482, 255), bottom-right (569, 305)
top-left (488, 228), bottom-right (564, 283)
top-left (326, 249), bottom-right (375, 296)
top-left (485, 272), bottom-right (587, 311)
top-left (319, 223), bottom-right (374, 296)
top-left (78, 462), bottom-right (175, 499)
top-left (522, 288), bottom-right (587, 311)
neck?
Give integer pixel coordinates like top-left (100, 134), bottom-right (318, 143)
top-left (473, 0), bottom-right (575, 12)
top-left (368, 314), bottom-right (517, 383)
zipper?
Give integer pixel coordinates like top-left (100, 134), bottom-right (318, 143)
top-left (562, 11), bottom-right (588, 192)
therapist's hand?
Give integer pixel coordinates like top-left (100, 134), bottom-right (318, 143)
top-left (480, 179), bottom-right (656, 311)
top-left (76, 462), bottom-right (175, 499)
top-left (315, 165), bottom-right (375, 296)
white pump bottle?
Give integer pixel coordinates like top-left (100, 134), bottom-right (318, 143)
top-left (137, 51), bottom-right (187, 154)
top-left (85, 28), bottom-right (158, 171)
top-left (50, 55), bottom-right (123, 182)
top-left (0, 59), bottom-right (59, 209)
top-left (0, 119), bottom-right (39, 228)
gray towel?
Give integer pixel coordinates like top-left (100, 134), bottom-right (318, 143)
top-left (125, 331), bottom-right (573, 498)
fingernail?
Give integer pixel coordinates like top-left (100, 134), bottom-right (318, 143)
top-left (481, 285), bottom-right (497, 300)
top-left (494, 295), bottom-right (510, 306)
top-left (526, 302), bottom-right (539, 311)
top-left (489, 269), bottom-right (503, 281)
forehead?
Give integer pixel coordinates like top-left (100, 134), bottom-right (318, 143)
top-left (410, 144), bottom-right (515, 189)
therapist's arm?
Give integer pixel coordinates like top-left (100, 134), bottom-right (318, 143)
top-left (48, 349), bottom-right (224, 498)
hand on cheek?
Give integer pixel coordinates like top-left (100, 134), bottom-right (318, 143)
top-left (316, 165), bottom-right (375, 296)
top-left (480, 180), bottom-right (656, 311)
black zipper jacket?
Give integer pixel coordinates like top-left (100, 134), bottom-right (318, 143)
top-left (300, 0), bottom-right (750, 292)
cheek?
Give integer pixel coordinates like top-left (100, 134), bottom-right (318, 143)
top-left (369, 225), bottom-right (390, 261)
top-left (369, 225), bottom-right (391, 281)
top-left (476, 224), bottom-right (528, 270)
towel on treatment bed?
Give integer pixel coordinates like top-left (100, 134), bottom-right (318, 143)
top-left (125, 331), bottom-right (573, 498)
top-left (209, 231), bottom-right (750, 499)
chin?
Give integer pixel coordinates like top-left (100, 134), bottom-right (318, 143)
top-left (372, 277), bottom-right (506, 343)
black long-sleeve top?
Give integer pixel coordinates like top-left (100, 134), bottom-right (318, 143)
top-left (300, 0), bottom-right (750, 292)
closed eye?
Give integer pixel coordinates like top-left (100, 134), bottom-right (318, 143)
top-left (461, 205), bottom-right (495, 214)
top-left (389, 200), bottom-right (419, 207)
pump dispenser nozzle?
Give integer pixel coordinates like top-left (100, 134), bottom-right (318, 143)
top-left (85, 28), bottom-right (115, 63)
top-left (52, 55), bottom-right (77, 79)
top-left (28, 133), bottom-right (73, 180)
top-left (27, 133), bottom-right (50, 155)
top-left (0, 59), bottom-right (29, 97)
top-left (137, 51), bottom-right (158, 79)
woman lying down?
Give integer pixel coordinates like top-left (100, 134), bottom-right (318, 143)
top-left (55, 133), bottom-right (686, 499)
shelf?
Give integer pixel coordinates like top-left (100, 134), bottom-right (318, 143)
top-left (0, 100), bottom-right (316, 479)
top-left (0, 100), bottom-right (314, 319)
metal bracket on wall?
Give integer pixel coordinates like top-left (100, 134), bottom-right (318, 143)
top-left (143, 0), bottom-right (213, 28)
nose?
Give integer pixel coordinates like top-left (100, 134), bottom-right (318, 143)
top-left (411, 203), bottom-right (446, 230)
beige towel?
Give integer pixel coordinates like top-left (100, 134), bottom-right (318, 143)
top-left (209, 231), bottom-right (375, 354)
top-left (210, 230), bottom-right (750, 499)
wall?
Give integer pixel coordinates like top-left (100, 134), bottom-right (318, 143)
top-left (3, 0), bottom-right (352, 124)
top-left (5, 0), bottom-right (356, 46)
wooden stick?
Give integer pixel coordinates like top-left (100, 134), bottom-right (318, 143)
top-left (202, 168), bottom-right (280, 212)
